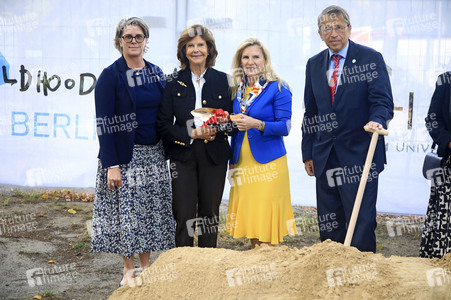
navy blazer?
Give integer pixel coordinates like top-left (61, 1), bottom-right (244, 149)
top-left (156, 67), bottom-right (234, 165)
top-left (426, 72), bottom-right (451, 158)
top-left (230, 81), bottom-right (292, 164)
top-left (302, 40), bottom-right (394, 176)
top-left (95, 56), bottom-right (165, 168)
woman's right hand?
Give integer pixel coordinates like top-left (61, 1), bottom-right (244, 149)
top-left (107, 167), bottom-right (122, 190)
top-left (190, 125), bottom-right (217, 141)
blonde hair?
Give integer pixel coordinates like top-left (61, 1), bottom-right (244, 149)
top-left (177, 24), bottom-right (218, 70)
top-left (230, 37), bottom-right (287, 99)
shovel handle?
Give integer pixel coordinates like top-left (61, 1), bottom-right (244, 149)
top-left (364, 125), bottom-right (389, 136)
top-left (344, 126), bottom-right (389, 247)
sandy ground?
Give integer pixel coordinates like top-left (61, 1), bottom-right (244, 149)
top-left (0, 185), bottom-right (428, 299)
top-left (109, 241), bottom-right (451, 299)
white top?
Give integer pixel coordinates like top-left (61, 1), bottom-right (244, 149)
top-left (191, 69), bottom-right (207, 128)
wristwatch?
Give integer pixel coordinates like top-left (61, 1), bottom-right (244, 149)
top-left (257, 120), bottom-right (264, 131)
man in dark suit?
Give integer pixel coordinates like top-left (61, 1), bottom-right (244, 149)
top-left (301, 5), bottom-right (394, 252)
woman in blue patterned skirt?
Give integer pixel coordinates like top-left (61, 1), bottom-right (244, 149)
top-left (91, 17), bottom-right (175, 286)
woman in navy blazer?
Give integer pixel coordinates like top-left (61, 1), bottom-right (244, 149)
top-left (157, 24), bottom-right (235, 248)
top-left (226, 38), bottom-right (297, 248)
top-left (91, 17), bottom-right (175, 287)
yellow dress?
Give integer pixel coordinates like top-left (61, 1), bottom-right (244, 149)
top-left (226, 130), bottom-right (298, 244)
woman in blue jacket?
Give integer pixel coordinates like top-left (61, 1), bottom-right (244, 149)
top-left (91, 17), bottom-right (175, 286)
top-left (226, 38), bottom-right (297, 248)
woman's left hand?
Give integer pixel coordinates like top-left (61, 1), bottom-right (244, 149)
top-left (231, 114), bottom-right (260, 131)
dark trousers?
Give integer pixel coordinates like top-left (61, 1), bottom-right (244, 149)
top-left (316, 148), bottom-right (379, 252)
top-left (170, 140), bottom-right (227, 247)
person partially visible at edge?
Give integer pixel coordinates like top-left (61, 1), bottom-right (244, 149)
top-left (301, 5), bottom-right (394, 252)
top-left (156, 24), bottom-right (235, 248)
top-left (91, 17), bottom-right (175, 286)
top-left (420, 72), bottom-right (451, 258)
top-left (226, 37), bottom-right (298, 249)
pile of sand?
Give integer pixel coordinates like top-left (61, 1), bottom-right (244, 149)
top-left (109, 240), bottom-right (451, 299)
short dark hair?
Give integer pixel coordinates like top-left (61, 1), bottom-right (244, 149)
top-left (177, 24), bottom-right (218, 70)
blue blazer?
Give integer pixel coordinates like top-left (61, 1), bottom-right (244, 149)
top-left (426, 72), bottom-right (451, 158)
top-left (230, 81), bottom-right (292, 164)
top-left (95, 56), bottom-right (165, 168)
top-left (301, 40), bottom-right (394, 176)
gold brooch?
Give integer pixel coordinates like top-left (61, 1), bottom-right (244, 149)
top-left (178, 81), bottom-right (187, 87)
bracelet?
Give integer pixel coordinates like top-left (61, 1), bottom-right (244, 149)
top-left (257, 121), bottom-right (264, 131)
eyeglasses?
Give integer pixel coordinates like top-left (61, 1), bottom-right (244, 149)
top-left (321, 25), bottom-right (348, 34)
top-left (121, 34), bottom-right (146, 43)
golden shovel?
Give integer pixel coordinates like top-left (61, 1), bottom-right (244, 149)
top-left (344, 125), bottom-right (389, 247)
top-left (191, 107), bottom-right (217, 123)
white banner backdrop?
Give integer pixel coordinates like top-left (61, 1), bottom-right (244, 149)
top-left (0, 0), bottom-right (450, 214)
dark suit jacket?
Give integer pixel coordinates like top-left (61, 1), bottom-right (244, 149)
top-left (302, 40), bottom-right (394, 176)
top-left (426, 72), bottom-right (451, 158)
top-left (95, 56), bottom-right (165, 168)
top-left (156, 67), bottom-right (234, 165)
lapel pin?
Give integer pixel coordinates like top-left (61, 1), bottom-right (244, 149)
top-left (352, 59), bottom-right (356, 63)
top-left (178, 81), bottom-right (187, 87)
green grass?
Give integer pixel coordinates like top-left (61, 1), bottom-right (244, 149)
top-left (71, 242), bottom-right (90, 251)
top-left (25, 291), bottom-right (58, 300)
top-left (18, 249), bottom-right (40, 255)
top-left (22, 191), bottom-right (41, 203)
top-left (12, 189), bottom-right (24, 198)
top-left (57, 203), bottom-right (79, 211)
top-left (81, 232), bottom-right (91, 243)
